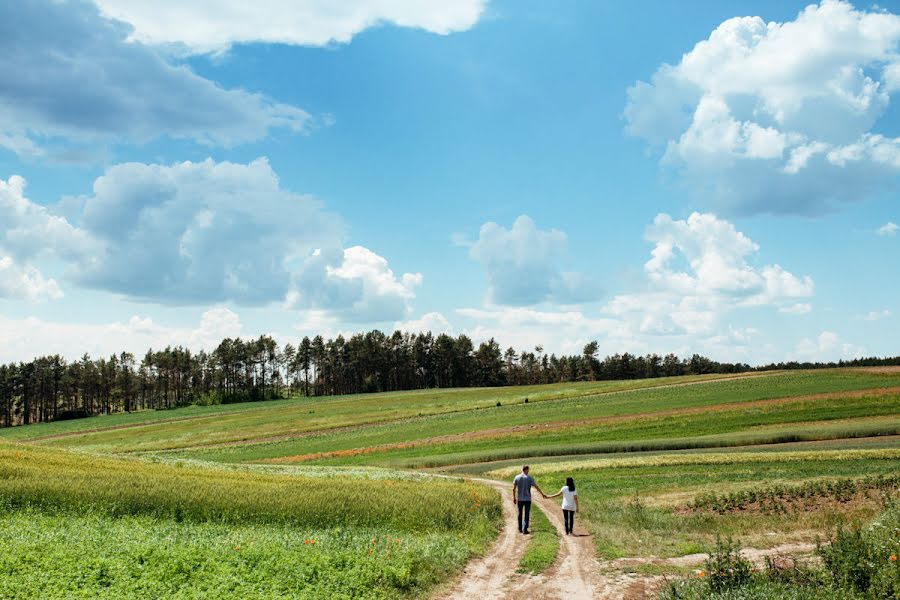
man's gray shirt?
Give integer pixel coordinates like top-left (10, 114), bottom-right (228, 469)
top-left (513, 473), bottom-right (536, 502)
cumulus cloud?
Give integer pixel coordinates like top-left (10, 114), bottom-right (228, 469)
top-left (779, 302), bottom-right (812, 315)
top-left (792, 331), bottom-right (865, 361)
top-left (625, 0), bottom-right (900, 215)
top-left (467, 215), bottom-right (600, 306)
top-left (857, 309), bottom-right (892, 321)
top-left (394, 312), bottom-right (455, 335)
top-left (878, 221), bottom-right (899, 236)
top-left (457, 307), bottom-right (626, 356)
top-left (604, 212), bottom-right (814, 336)
top-left (66, 158), bottom-right (341, 305)
top-left (0, 307), bottom-right (242, 363)
top-left (0, 0), bottom-right (307, 155)
top-left (288, 246), bottom-right (422, 322)
top-left (95, 0), bottom-right (487, 54)
top-left (0, 175), bottom-right (92, 262)
top-left (0, 174), bottom-right (89, 302)
top-left (0, 257), bottom-right (63, 302)
top-left (1, 159), bottom-right (419, 321)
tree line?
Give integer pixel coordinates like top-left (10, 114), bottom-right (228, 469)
top-left (1, 330), bottom-right (898, 427)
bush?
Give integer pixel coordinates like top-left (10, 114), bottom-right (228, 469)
top-left (51, 409), bottom-right (92, 422)
top-left (705, 536), bottom-right (753, 593)
top-left (818, 503), bottom-right (900, 599)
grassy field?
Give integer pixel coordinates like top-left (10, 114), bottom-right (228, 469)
top-left (1, 368), bottom-right (898, 598)
top-left (486, 452), bottom-right (899, 558)
top-left (0, 443), bottom-right (500, 598)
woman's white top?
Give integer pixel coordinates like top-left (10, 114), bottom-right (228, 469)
top-left (560, 486), bottom-right (577, 511)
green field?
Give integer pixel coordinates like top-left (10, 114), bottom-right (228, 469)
top-left (1, 368), bottom-right (898, 598)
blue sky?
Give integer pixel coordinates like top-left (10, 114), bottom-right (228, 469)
top-left (0, 0), bottom-right (897, 364)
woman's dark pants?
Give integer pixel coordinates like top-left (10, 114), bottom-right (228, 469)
top-left (563, 509), bottom-right (574, 534)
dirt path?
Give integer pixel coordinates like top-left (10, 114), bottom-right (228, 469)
top-left (436, 478), bottom-right (529, 600)
top-left (440, 478), bottom-right (821, 599)
top-left (440, 478), bottom-right (636, 600)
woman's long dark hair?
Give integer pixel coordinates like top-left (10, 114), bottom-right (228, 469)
top-left (566, 477), bottom-right (575, 492)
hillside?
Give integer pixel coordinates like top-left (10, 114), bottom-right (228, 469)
top-left (1, 368), bottom-right (898, 598)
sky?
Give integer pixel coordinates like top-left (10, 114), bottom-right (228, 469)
top-left (0, 0), bottom-right (898, 365)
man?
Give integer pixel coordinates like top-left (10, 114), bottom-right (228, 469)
top-left (512, 465), bottom-right (544, 534)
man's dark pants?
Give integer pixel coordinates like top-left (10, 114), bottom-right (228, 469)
top-left (517, 500), bottom-right (531, 533)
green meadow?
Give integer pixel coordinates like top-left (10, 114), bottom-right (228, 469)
top-left (1, 368), bottom-right (898, 598)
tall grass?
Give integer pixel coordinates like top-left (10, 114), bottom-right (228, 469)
top-left (0, 443), bottom-right (500, 533)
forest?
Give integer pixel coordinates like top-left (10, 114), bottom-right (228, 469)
top-left (2, 329), bottom-right (898, 427)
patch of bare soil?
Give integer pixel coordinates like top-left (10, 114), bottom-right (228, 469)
top-left (609, 542), bottom-right (817, 571)
top-left (849, 366), bottom-right (900, 374)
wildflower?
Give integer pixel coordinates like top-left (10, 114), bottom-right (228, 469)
top-left (304, 540), bottom-right (310, 545)
top-left (395, 539), bottom-right (400, 544)
top-left (698, 570), bottom-right (705, 578)
top-left (369, 549), bottom-right (373, 555)
top-left (372, 537), bottom-right (377, 544)
top-left (311, 540), bottom-right (316, 544)
top-left (234, 545), bottom-right (241, 551)
top-left (891, 554), bottom-right (897, 562)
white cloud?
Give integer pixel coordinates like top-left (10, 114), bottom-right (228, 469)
top-left (289, 246), bottom-right (422, 322)
top-left (0, 175), bottom-right (87, 302)
top-left (0, 175), bottom-right (92, 262)
top-left (858, 309), bottom-right (892, 321)
top-left (66, 158), bottom-right (342, 305)
top-left (394, 312), bottom-right (454, 335)
top-left (0, 0), bottom-right (307, 156)
top-left (878, 221), bottom-right (899, 236)
top-left (625, 0), bottom-right (900, 214)
top-left (0, 307), bottom-right (242, 364)
top-left (0, 256), bottom-right (63, 302)
top-left (467, 215), bottom-right (600, 305)
top-left (457, 306), bottom-right (627, 355)
top-left (604, 212), bottom-right (813, 336)
top-left (792, 331), bottom-right (866, 361)
top-left (451, 212), bottom-right (815, 361)
top-left (1, 160), bottom-right (418, 322)
top-left (779, 302), bottom-right (812, 315)
top-left (95, 0), bottom-right (487, 54)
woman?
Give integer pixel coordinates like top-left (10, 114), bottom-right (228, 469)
top-left (545, 477), bottom-right (578, 535)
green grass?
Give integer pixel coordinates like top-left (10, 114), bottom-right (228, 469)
top-left (0, 444), bottom-right (499, 533)
top-left (20, 371), bottom-right (897, 458)
top-left (658, 502), bottom-right (900, 599)
top-left (0, 443), bottom-right (500, 599)
top-left (545, 456), bottom-right (900, 559)
top-left (2, 368), bottom-right (899, 596)
top-left (284, 402), bottom-right (900, 469)
top-left (516, 504), bottom-right (559, 575)
top-left (658, 579), bottom-right (858, 600)
top-left (0, 509), bottom-right (477, 599)
top-left (110, 371), bottom-right (900, 466)
top-left (2, 374), bottom-right (742, 447)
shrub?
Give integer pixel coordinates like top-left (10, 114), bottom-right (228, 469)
top-left (818, 503), bottom-right (900, 599)
top-left (704, 536), bottom-right (753, 593)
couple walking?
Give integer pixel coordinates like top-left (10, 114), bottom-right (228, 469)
top-left (512, 465), bottom-right (579, 535)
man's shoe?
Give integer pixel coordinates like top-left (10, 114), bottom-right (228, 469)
top-left (522, 530), bottom-right (530, 534)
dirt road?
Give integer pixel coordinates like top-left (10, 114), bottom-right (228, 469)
top-left (439, 478), bottom-right (818, 599)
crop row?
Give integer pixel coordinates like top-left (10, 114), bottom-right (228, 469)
top-left (689, 474), bottom-right (900, 514)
